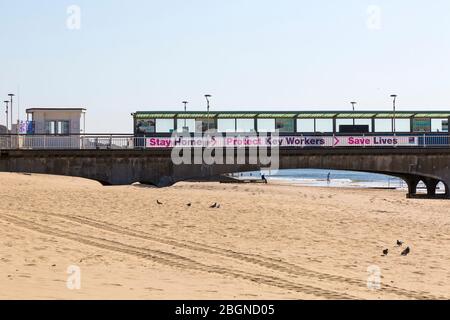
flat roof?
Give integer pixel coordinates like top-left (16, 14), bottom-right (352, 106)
top-left (26, 108), bottom-right (86, 112)
top-left (133, 110), bottom-right (450, 119)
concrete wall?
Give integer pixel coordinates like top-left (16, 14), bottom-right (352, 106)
top-left (1, 148), bottom-right (450, 198)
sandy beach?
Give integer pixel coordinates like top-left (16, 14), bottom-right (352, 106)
top-left (0, 172), bottom-right (449, 300)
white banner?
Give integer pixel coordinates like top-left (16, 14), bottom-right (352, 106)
top-left (146, 136), bottom-right (419, 148)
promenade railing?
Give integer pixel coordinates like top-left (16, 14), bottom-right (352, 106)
top-left (0, 134), bottom-right (450, 150)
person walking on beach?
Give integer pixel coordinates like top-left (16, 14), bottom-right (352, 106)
top-left (327, 172), bottom-right (331, 186)
top-left (261, 174), bottom-right (268, 184)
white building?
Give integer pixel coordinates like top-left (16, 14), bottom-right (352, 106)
top-left (25, 108), bottom-right (86, 135)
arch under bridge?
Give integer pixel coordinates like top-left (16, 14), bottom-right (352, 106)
top-left (1, 140), bottom-right (450, 199)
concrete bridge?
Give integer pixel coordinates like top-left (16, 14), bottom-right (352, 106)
top-left (1, 147), bottom-right (450, 199)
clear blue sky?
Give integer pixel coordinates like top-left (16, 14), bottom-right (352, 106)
top-left (1, 0), bottom-right (450, 132)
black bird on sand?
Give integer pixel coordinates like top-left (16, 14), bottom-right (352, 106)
top-left (210, 203), bottom-right (218, 208)
top-left (382, 249), bottom-right (389, 256)
top-left (397, 240), bottom-right (404, 246)
top-left (156, 200), bottom-right (163, 205)
top-left (401, 247), bottom-right (410, 256)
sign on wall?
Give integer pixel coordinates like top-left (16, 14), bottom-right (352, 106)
top-left (145, 135), bottom-right (419, 148)
top-left (18, 121), bottom-right (35, 134)
top-left (413, 118), bottom-right (431, 132)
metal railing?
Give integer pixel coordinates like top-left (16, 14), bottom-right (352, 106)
top-left (0, 134), bottom-right (449, 150)
top-left (0, 135), bottom-right (137, 150)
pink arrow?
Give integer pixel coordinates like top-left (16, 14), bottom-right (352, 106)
top-left (333, 136), bottom-right (340, 147)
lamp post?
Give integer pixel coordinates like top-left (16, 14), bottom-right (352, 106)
top-left (204, 94), bottom-right (211, 131)
top-left (390, 94), bottom-right (397, 133)
top-left (8, 94), bottom-right (15, 133)
top-left (182, 101), bottom-right (188, 131)
top-left (351, 101), bottom-right (357, 125)
top-left (4, 101), bottom-right (9, 132)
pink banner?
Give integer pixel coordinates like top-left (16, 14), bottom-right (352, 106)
top-left (146, 136), bottom-right (419, 148)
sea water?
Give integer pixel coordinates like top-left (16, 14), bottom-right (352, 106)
top-left (236, 169), bottom-right (407, 189)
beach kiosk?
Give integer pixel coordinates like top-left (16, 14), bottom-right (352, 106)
top-left (25, 108), bottom-right (86, 135)
top-left (24, 108), bottom-right (87, 149)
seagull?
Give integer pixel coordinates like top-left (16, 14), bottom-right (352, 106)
top-left (156, 200), bottom-right (163, 205)
top-left (210, 203), bottom-right (218, 208)
top-left (382, 249), bottom-right (389, 256)
top-left (397, 240), bottom-right (404, 247)
top-left (401, 247), bottom-right (410, 256)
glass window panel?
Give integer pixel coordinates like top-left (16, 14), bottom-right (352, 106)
top-left (218, 119), bottom-right (236, 133)
top-left (374, 119), bottom-right (392, 132)
top-left (297, 119), bottom-right (315, 132)
top-left (236, 119), bottom-right (255, 132)
top-left (354, 119), bottom-right (373, 132)
top-left (395, 119), bottom-right (411, 132)
top-left (156, 119), bottom-right (174, 133)
top-left (257, 119), bottom-right (275, 132)
top-left (315, 119), bottom-right (333, 133)
top-left (176, 119), bottom-right (196, 133)
top-left (45, 121), bottom-right (56, 135)
top-left (58, 121), bottom-right (70, 135)
top-left (336, 119), bottom-right (354, 132)
top-left (196, 119), bottom-right (216, 132)
top-left (431, 119), bottom-right (448, 132)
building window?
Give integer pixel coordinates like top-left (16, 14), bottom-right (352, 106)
top-left (431, 119), bottom-right (448, 132)
top-left (297, 119), bottom-right (315, 133)
top-left (336, 119), bottom-right (354, 132)
top-left (195, 119), bottom-right (216, 132)
top-left (45, 120), bottom-right (70, 135)
top-left (155, 119), bottom-right (175, 133)
top-left (45, 121), bottom-right (56, 134)
top-left (218, 119), bottom-right (236, 133)
top-left (236, 119), bottom-right (255, 132)
top-left (354, 119), bottom-right (373, 132)
top-left (394, 119), bottom-right (411, 132)
top-left (374, 119), bottom-right (392, 132)
top-left (257, 119), bottom-right (275, 132)
top-left (315, 119), bottom-right (333, 133)
top-left (176, 119), bottom-right (196, 133)
top-left (58, 121), bottom-right (70, 135)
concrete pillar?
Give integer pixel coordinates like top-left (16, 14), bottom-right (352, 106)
top-left (405, 176), bottom-right (420, 198)
top-left (423, 177), bottom-right (440, 197)
top-left (438, 180), bottom-right (450, 199)
top-left (445, 182), bottom-right (450, 198)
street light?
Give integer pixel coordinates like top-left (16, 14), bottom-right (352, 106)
top-left (182, 101), bottom-right (188, 131)
top-left (205, 94), bottom-right (211, 131)
top-left (8, 94), bottom-right (15, 133)
top-left (351, 101), bottom-right (357, 125)
top-left (3, 101), bottom-right (9, 131)
top-left (390, 94), bottom-right (397, 133)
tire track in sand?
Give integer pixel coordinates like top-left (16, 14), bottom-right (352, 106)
top-left (0, 213), bottom-right (355, 300)
top-left (23, 210), bottom-right (446, 300)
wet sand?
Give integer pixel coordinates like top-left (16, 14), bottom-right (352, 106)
top-left (0, 173), bottom-right (449, 299)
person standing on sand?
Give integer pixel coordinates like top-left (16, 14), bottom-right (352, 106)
top-left (327, 172), bottom-right (331, 186)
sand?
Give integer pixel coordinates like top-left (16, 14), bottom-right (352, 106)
top-left (0, 172), bottom-right (449, 300)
